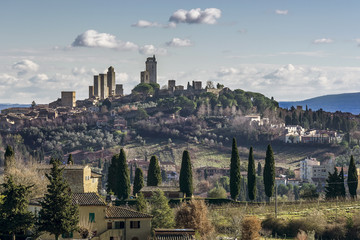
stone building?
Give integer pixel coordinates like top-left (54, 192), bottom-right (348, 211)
top-left (38, 164), bottom-right (101, 193)
top-left (99, 74), bottom-right (108, 100)
top-left (89, 86), bottom-right (94, 98)
top-left (115, 84), bottom-right (124, 96)
top-left (140, 55), bottom-right (157, 84)
top-left (61, 91), bottom-right (76, 108)
top-left (29, 192), bottom-right (152, 240)
top-left (107, 66), bottom-right (116, 96)
top-left (93, 75), bottom-right (101, 98)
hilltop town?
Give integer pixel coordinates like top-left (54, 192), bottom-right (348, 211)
top-left (1, 56), bottom-right (360, 240)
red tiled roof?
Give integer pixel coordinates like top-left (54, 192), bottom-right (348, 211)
top-left (105, 206), bottom-right (152, 219)
top-left (72, 192), bottom-right (106, 206)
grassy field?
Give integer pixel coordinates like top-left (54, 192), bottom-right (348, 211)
top-left (110, 137), bottom-right (345, 170)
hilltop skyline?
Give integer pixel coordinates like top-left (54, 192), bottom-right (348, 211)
top-left (1, 0), bottom-right (360, 103)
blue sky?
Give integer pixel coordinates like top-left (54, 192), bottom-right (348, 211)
top-left (1, 0), bottom-right (360, 103)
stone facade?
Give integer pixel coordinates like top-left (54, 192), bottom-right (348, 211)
top-left (145, 55), bottom-right (157, 83)
top-left (94, 75), bottom-right (101, 98)
top-left (107, 66), bottom-right (116, 97)
top-left (61, 91), bottom-right (76, 108)
top-left (140, 71), bottom-right (150, 84)
top-left (99, 74), bottom-right (108, 100)
top-left (38, 165), bottom-right (101, 193)
top-left (115, 84), bottom-right (124, 96)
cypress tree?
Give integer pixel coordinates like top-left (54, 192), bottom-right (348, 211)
top-left (133, 167), bottom-right (144, 196)
top-left (67, 154), bottom-right (73, 165)
top-left (263, 144), bottom-right (275, 198)
top-left (348, 155), bottom-right (358, 199)
top-left (257, 162), bottom-right (262, 176)
top-left (0, 176), bottom-right (35, 240)
top-left (4, 145), bottom-right (15, 169)
top-left (147, 155), bottom-right (162, 186)
top-left (107, 154), bottom-right (118, 194)
top-left (179, 150), bottom-right (193, 197)
top-left (339, 167), bottom-right (346, 198)
top-left (230, 138), bottom-right (241, 200)
top-left (247, 147), bottom-right (256, 201)
top-left (325, 167), bottom-right (339, 199)
top-left (117, 149), bottom-right (131, 200)
top-left (38, 159), bottom-right (79, 240)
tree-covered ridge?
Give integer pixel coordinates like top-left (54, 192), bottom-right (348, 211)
top-left (280, 106), bottom-right (357, 133)
top-left (156, 88), bottom-right (278, 117)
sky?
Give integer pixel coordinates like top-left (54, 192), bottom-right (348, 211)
top-left (1, 0), bottom-right (360, 104)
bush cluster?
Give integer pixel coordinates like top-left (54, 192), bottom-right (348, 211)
top-left (262, 214), bottom-right (360, 240)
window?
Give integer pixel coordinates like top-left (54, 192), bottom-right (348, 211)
top-left (115, 221), bottom-right (125, 229)
top-left (130, 221), bottom-right (140, 229)
top-left (107, 222), bottom-right (112, 229)
top-left (89, 213), bottom-right (95, 223)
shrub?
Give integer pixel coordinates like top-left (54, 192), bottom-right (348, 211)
top-left (241, 216), bottom-right (261, 240)
top-left (261, 216), bottom-right (287, 236)
top-left (347, 215), bottom-right (360, 240)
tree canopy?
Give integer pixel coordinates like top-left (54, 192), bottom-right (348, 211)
top-left (230, 138), bottom-right (241, 200)
top-left (0, 176), bottom-right (34, 240)
top-left (179, 150), bottom-right (193, 197)
top-left (38, 159), bottom-right (79, 240)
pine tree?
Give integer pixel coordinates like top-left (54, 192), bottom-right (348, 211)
top-left (230, 138), bottom-right (241, 200)
top-left (325, 167), bottom-right (339, 199)
top-left (339, 167), bottom-right (346, 198)
top-left (117, 149), bottom-right (131, 200)
top-left (0, 176), bottom-right (35, 240)
top-left (179, 150), bottom-right (193, 197)
top-left (4, 145), bottom-right (15, 169)
top-left (348, 155), bottom-right (358, 199)
top-left (133, 167), bottom-right (144, 196)
top-left (150, 189), bottom-right (175, 229)
top-left (38, 159), bottom-right (79, 240)
top-left (147, 155), bottom-right (162, 186)
top-left (67, 154), bottom-right (73, 165)
top-left (257, 162), bottom-right (262, 176)
top-left (247, 147), bottom-right (256, 201)
top-left (263, 144), bottom-right (275, 198)
top-left (136, 192), bottom-right (147, 213)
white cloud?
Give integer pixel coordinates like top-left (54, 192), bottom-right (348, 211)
top-left (211, 64), bottom-right (360, 101)
top-left (166, 38), bottom-right (192, 47)
top-left (131, 20), bottom-right (160, 28)
top-left (29, 74), bottom-right (49, 83)
top-left (139, 45), bottom-right (167, 55)
top-left (217, 67), bottom-right (239, 77)
top-left (71, 30), bottom-right (138, 50)
top-left (275, 9), bottom-right (288, 15)
top-left (12, 59), bottom-right (39, 75)
top-left (169, 8), bottom-right (221, 24)
top-left (313, 38), bottom-right (333, 44)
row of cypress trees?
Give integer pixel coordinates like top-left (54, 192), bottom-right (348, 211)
top-left (107, 149), bottom-right (194, 199)
top-left (230, 137), bottom-right (275, 201)
top-left (325, 155), bottom-right (358, 199)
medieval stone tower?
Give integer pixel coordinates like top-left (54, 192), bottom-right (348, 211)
top-left (145, 55), bottom-right (157, 83)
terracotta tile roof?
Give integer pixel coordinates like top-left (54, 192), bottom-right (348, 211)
top-left (72, 192), bottom-right (106, 206)
top-left (105, 206), bottom-right (152, 219)
top-left (30, 193), bottom-right (106, 206)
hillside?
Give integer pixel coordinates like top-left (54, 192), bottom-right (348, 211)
top-left (279, 92), bottom-right (360, 114)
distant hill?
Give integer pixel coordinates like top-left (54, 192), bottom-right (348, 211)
top-left (279, 92), bottom-right (360, 115)
top-left (0, 104), bottom-right (30, 113)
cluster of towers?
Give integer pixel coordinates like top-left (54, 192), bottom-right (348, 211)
top-left (140, 55), bottom-right (157, 84)
top-left (89, 66), bottom-right (123, 99)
